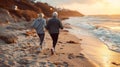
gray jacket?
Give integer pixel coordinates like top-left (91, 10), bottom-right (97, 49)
top-left (46, 17), bottom-right (63, 34)
top-left (32, 18), bottom-right (46, 34)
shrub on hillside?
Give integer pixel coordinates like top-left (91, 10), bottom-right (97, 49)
top-left (35, 2), bottom-right (55, 17)
top-left (9, 9), bottom-right (38, 21)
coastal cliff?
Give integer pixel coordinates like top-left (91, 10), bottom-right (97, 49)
top-left (0, 1), bottom-right (96, 67)
top-left (0, 0), bottom-right (83, 22)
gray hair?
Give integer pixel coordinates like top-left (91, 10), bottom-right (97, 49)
top-left (38, 13), bottom-right (44, 18)
top-left (52, 12), bottom-right (58, 17)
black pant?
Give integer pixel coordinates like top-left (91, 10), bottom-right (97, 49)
top-left (50, 33), bottom-right (59, 49)
top-left (38, 33), bottom-right (45, 46)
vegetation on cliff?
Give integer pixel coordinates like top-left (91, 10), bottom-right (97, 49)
top-left (0, 0), bottom-right (83, 22)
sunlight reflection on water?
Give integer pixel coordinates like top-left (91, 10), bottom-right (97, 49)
top-left (109, 26), bottom-right (120, 32)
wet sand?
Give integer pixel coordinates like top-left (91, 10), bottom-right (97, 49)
top-left (68, 26), bottom-right (120, 67)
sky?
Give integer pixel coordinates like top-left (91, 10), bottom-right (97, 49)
top-left (36, 0), bottom-right (120, 15)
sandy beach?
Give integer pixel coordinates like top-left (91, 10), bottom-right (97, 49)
top-left (0, 0), bottom-right (120, 67)
top-left (43, 29), bottom-right (96, 67)
top-left (0, 21), bottom-right (96, 67)
top-left (1, 18), bottom-right (120, 67)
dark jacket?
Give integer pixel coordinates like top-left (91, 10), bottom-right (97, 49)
top-left (46, 17), bottom-right (63, 34)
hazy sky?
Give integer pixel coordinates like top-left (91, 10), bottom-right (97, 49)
top-left (36, 0), bottom-right (120, 15)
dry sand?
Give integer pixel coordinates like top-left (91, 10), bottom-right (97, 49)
top-left (43, 30), bottom-right (96, 67)
top-left (0, 22), bottom-right (96, 67)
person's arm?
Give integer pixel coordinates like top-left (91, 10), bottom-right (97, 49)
top-left (43, 19), bottom-right (46, 26)
top-left (43, 19), bottom-right (47, 31)
top-left (59, 20), bottom-right (63, 29)
top-left (45, 19), bottom-right (50, 30)
top-left (31, 19), bottom-right (37, 28)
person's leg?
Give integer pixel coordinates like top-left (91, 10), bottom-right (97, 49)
top-left (53, 33), bottom-right (59, 49)
top-left (50, 33), bottom-right (59, 54)
top-left (38, 33), bottom-right (45, 49)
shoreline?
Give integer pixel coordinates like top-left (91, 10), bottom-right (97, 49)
top-left (1, 17), bottom-right (120, 67)
top-left (67, 25), bottom-right (120, 67)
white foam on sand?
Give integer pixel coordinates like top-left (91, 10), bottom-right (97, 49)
top-left (64, 17), bottom-right (120, 67)
top-left (64, 17), bottom-right (120, 52)
top-left (67, 25), bottom-right (120, 67)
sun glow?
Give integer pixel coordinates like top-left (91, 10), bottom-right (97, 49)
top-left (104, 0), bottom-right (120, 15)
top-left (39, 0), bottom-right (120, 15)
top-left (107, 0), bottom-right (120, 5)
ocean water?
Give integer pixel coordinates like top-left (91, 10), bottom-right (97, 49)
top-left (64, 15), bottom-right (120, 52)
